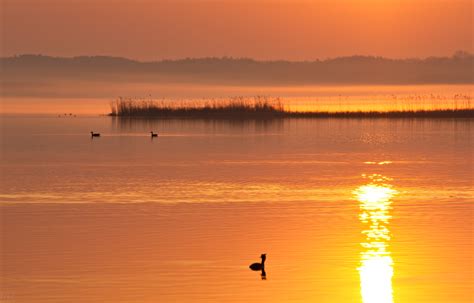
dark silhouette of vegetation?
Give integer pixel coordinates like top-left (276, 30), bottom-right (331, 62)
top-left (3, 52), bottom-right (473, 85)
top-left (110, 97), bottom-right (474, 119)
top-left (110, 97), bottom-right (285, 118)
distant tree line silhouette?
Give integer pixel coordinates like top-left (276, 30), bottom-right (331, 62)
top-left (2, 52), bottom-right (473, 85)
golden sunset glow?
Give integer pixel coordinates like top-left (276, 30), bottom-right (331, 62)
top-left (1, 0), bottom-right (473, 302)
top-left (354, 174), bottom-right (398, 303)
top-left (3, 0), bottom-right (472, 59)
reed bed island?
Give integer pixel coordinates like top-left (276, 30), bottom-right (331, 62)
top-left (110, 96), bottom-right (474, 119)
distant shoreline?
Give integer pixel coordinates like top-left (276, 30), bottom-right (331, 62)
top-left (3, 53), bottom-right (473, 87)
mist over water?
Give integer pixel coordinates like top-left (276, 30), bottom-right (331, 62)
top-left (1, 84), bottom-right (472, 115)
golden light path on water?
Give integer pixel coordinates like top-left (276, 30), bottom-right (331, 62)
top-left (354, 173), bottom-right (398, 303)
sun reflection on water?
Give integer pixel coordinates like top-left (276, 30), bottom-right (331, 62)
top-left (354, 174), bottom-right (398, 303)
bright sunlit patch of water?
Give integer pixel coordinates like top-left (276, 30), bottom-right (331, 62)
top-left (354, 174), bottom-right (398, 303)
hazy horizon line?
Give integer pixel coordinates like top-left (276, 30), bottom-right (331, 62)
top-left (3, 50), bottom-right (473, 63)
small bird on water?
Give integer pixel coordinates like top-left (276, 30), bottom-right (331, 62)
top-left (90, 131), bottom-right (100, 137)
top-left (249, 254), bottom-right (267, 280)
top-left (150, 131), bottom-right (158, 138)
top-left (249, 253), bottom-right (266, 271)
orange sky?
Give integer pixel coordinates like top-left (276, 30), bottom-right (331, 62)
top-left (1, 0), bottom-right (473, 60)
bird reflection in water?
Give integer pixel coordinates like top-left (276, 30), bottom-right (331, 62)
top-left (354, 173), bottom-right (398, 303)
top-left (249, 254), bottom-right (267, 280)
top-left (260, 268), bottom-right (267, 280)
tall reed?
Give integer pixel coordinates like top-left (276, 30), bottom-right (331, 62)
top-left (110, 96), bottom-right (285, 118)
top-left (109, 95), bottom-right (473, 118)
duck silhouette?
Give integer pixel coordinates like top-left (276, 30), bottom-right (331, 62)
top-left (150, 131), bottom-right (158, 138)
top-left (249, 254), bottom-right (267, 280)
top-left (90, 131), bottom-right (100, 137)
top-left (249, 254), bottom-right (266, 271)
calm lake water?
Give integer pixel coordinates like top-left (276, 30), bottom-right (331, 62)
top-left (1, 116), bottom-right (473, 303)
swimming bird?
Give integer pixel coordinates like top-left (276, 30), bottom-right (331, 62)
top-left (90, 131), bottom-right (100, 137)
top-left (150, 131), bottom-right (158, 138)
top-left (249, 254), bottom-right (266, 271)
